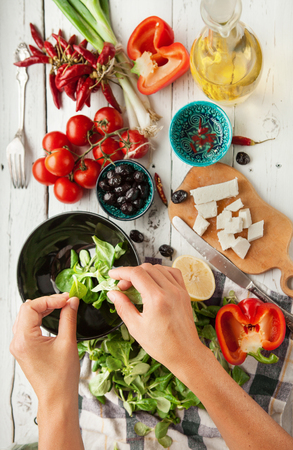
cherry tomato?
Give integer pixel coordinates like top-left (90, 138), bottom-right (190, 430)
top-left (93, 137), bottom-right (124, 166)
top-left (119, 130), bottom-right (149, 159)
top-left (32, 157), bottom-right (59, 185)
top-left (94, 106), bottom-right (123, 135)
top-left (73, 158), bottom-right (101, 189)
top-left (42, 131), bottom-right (72, 152)
top-left (54, 178), bottom-right (83, 204)
top-left (45, 148), bottom-right (75, 177)
top-left (66, 115), bottom-right (95, 146)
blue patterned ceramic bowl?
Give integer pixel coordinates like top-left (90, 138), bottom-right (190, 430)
top-left (169, 101), bottom-right (232, 166)
top-left (96, 160), bottom-right (155, 221)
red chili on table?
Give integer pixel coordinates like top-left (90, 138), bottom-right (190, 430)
top-left (232, 136), bottom-right (275, 146)
top-left (101, 82), bottom-right (122, 113)
top-left (49, 73), bottom-right (61, 109)
top-left (154, 173), bottom-right (168, 206)
top-left (97, 42), bottom-right (115, 65)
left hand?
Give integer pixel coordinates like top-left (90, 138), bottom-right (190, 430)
top-left (10, 293), bottom-right (80, 408)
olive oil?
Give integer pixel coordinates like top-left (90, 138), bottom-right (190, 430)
top-left (191, 0), bottom-right (263, 106)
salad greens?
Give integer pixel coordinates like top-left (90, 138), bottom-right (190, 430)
top-left (55, 235), bottom-right (142, 309)
top-left (78, 294), bottom-right (250, 448)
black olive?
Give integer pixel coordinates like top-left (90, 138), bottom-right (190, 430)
top-left (236, 152), bottom-right (250, 165)
top-left (107, 169), bottom-right (115, 179)
top-left (120, 202), bottom-right (136, 215)
top-left (108, 174), bottom-right (122, 187)
top-left (133, 170), bottom-right (145, 182)
top-left (132, 198), bottom-right (144, 209)
top-left (125, 175), bottom-right (133, 182)
top-left (103, 192), bottom-right (116, 205)
top-left (137, 183), bottom-right (149, 199)
top-left (130, 229), bottom-right (144, 243)
top-left (159, 244), bottom-right (174, 257)
top-left (114, 182), bottom-right (132, 195)
top-left (171, 189), bottom-right (188, 204)
top-left (116, 195), bottom-right (126, 205)
top-left (125, 187), bottom-right (140, 202)
top-left (99, 180), bottom-right (113, 191)
top-left (115, 164), bottom-right (133, 176)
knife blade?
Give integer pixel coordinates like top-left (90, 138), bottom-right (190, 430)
top-left (172, 216), bottom-right (293, 332)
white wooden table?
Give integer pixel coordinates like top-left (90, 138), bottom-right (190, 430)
top-left (1, 0), bottom-right (293, 446)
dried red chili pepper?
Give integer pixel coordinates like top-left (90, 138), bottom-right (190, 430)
top-left (154, 173), bottom-right (168, 206)
top-left (68, 34), bottom-right (76, 46)
top-left (97, 42), bottom-right (115, 65)
top-left (58, 29), bottom-right (63, 37)
top-left (80, 39), bottom-right (88, 48)
top-left (101, 82), bottom-right (122, 113)
top-left (232, 136), bottom-right (275, 146)
top-left (14, 55), bottom-right (50, 67)
top-left (30, 23), bottom-right (44, 51)
top-left (64, 80), bottom-right (78, 101)
top-left (44, 41), bottom-right (58, 58)
top-left (55, 64), bottom-right (69, 89)
top-left (57, 64), bottom-right (93, 89)
top-left (73, 44), bottom-right (98, 68)
top-left (52, 33), bottom-right (73, 57)
top-left (29, 44), bottom-right (44, 57)
top-left (76, 77), bottom-right (94, 112)
top-left (85, 94), bottom-right (91, 108)
top-left (49, 73), bottom-right (61, 109)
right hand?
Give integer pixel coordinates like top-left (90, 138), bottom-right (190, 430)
top-left (108, 264), bottom-right (203, 369)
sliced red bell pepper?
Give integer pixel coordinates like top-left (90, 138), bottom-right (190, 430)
top-left (215, 298), bottom-right (286, 366)
top-left (127, 16), bottom-right (189, 95)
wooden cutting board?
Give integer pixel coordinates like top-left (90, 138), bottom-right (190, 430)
top-left (168, 163), bottom-right (293, 298)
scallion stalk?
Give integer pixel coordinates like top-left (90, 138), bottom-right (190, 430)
top-left (79, 0), bottom-right (117, 44)
top-left (52, 0), bottom-right (104, 51)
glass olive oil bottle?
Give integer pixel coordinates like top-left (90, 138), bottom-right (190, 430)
top-left (190, 0), bottom-right (263, 106)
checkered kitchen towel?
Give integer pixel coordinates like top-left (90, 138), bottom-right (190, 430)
top-left (77, 271), bottom-right (293, 450)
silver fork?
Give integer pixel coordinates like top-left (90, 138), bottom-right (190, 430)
top-left (6, 43), bottom-right (30, 188)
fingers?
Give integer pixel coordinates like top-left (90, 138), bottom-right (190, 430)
top-left (110, 264), bottom-right (185, 292)
top-left (117, 280), bottom-right (133, 291)
top-left (57, 297), bottom-right (80, 341)
top-left (16, 293), bottom-right (69, 334)
top-left (107, 291), bottom-right (141, 327)
top-left (109, 265), bottom-right (160, 296)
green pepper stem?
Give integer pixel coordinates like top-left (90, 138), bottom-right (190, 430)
top-left (248, 348), bottom-right (279, 364)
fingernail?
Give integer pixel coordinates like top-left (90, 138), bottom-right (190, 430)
top-left (69, 297), bottom-right (79, 311)
top-left (107, 291), bottom-right (117, 303)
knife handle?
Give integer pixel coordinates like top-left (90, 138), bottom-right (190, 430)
top-left (248, 283), bottom-right (293, 333)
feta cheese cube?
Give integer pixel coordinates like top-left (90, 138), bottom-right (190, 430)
top-left (224, 217), bottom-right (243, 234)
top-left (225, 198), bottom-right (244, 212)
top-left (216, 210), bottom-right (232, 230)
top-left (195, 201), bottom-right (217, 219)
top-left (190, 178), bottom-right (239, 205)
top-left (218, 230), bottom-right (236, 251)
top-left (239, 208), bottom-right (252, 229)
top-left (193, 214), bottom-right (210, 236)
top-left (232, 237), bottom-right (251, 259)
top-left (247, 220), bottom-right (264, 242)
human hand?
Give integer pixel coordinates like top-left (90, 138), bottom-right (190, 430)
top-left (10, 293), bottom-right (80, 408)
top-left (108, 264), bottom-right (203, 371)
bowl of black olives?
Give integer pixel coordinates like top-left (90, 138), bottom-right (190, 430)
top-left (96, 160), bottom-right (155, 221)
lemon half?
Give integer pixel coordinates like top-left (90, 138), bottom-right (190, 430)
top-left (172, 255), bottom-right (215, 301)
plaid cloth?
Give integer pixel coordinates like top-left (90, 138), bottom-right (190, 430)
top-left (78, 271), bottom-right (293, 450)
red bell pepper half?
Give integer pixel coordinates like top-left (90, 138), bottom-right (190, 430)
top-left (215, 298), bottom-right (286, 365)
top-left (127, 16), bottom-right (189, 95)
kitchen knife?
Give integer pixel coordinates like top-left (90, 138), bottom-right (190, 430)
top-left (172, 216), bottom-right (293, 332)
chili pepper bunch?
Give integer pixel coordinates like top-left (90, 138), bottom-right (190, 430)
top-left (15, 24), bottom-right (122, 112)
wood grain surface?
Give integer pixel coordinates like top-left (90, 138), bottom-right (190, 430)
top-left (169, 163), bottom-right (293, 297)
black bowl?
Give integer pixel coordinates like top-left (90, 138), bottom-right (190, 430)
top-left (17, 212), bottom-right (140, 341)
